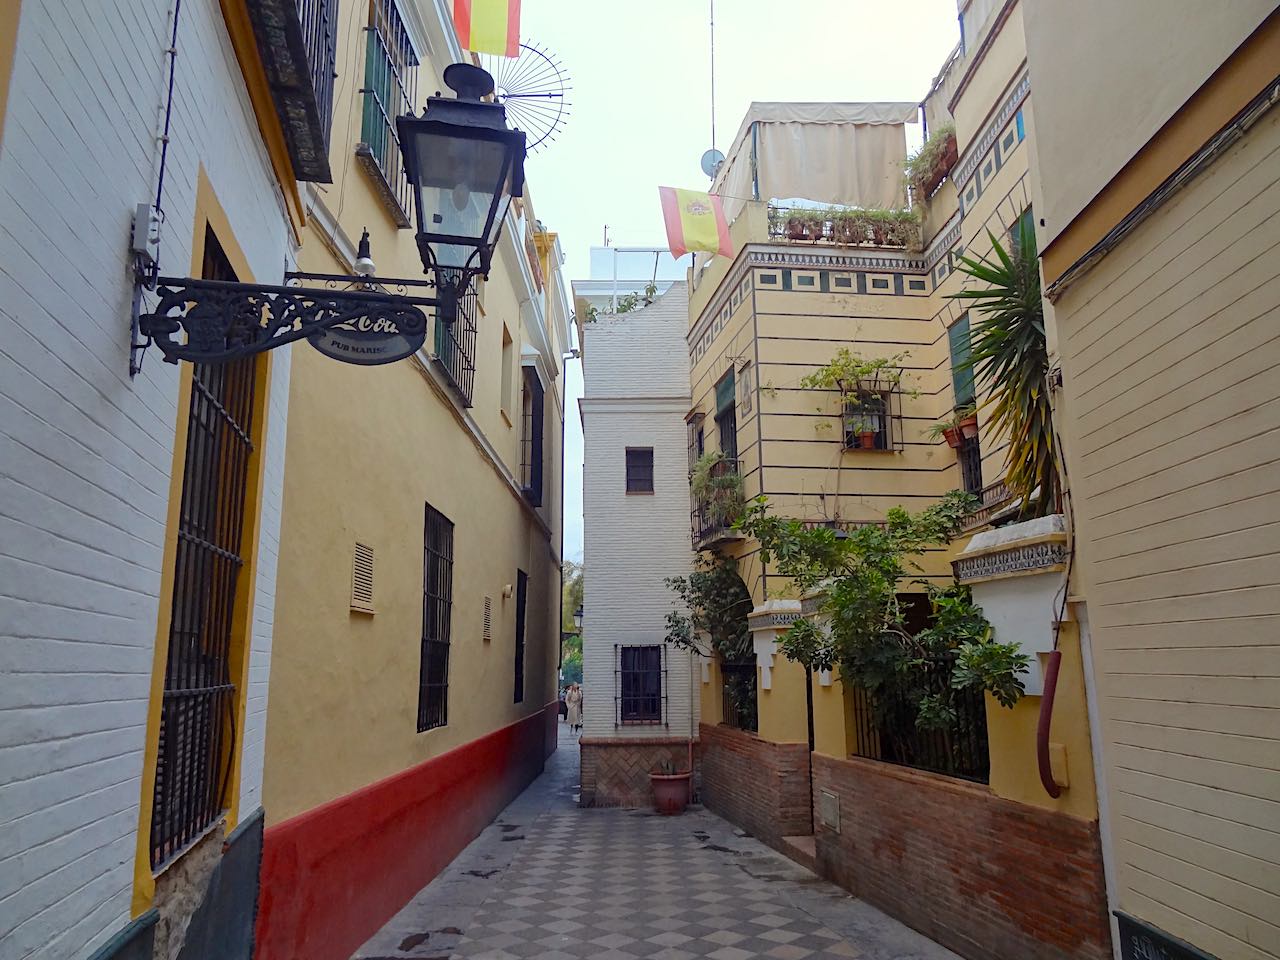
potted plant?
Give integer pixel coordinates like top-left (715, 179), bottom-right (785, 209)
top-left (831, 211), bottom-right (867, 245)
top-left (924, 405), bottom-right (976, 449)
top-left (847, 413), bottom-right (878, 450)
top-left (690, 451), bottom-right (746, 530)
top-left (650, 759), bottom-right (692, 814)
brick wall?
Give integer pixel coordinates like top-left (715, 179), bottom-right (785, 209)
top-left (580, 737), bottom-right (700, 807)
top-left (699, 723), bottom-right (812, 848)
top-left (812, 753), bottom-right (1111, 960)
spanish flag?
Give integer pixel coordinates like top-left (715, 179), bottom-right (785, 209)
top-left (659, 187), bottom-right (733, 259)
top-left (454, 0), bottom-right (521, 58)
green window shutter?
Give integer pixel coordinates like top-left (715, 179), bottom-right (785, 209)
top-left (949, 314), bottom-right (975, 407)
top-left (715, 371), bottom-right (736, 414)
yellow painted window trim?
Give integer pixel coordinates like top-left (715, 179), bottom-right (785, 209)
top-left (132, 168), bottom-right (275, 916)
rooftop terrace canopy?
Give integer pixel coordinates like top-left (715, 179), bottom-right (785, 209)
top-left (712, 101), bottom-right (918, 224)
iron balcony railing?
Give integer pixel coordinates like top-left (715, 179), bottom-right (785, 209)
top-left (298, 0), bottom-right (339, 152)
top-left (690, 457), bottom-right (743, 547)
top-left (963, 478), bottom-right (1014, 531)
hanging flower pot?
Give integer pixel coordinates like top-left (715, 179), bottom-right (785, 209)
top-left (959, 412), bottom-right (979, 439)
top-left (942, 426), bottom-right (963, 449)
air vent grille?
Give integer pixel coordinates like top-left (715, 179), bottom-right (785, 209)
top-left (351, 543), bottom-right (375, 613)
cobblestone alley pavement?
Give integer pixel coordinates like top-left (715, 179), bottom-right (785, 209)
top-left (354, 725), bottom-right (959, 960)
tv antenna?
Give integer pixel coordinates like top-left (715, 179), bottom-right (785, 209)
top-left (477, 41), bottom-right (572, 153)
top-left (700, 1), bottom-right (723, 180)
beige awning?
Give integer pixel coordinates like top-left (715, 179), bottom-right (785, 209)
top-left (712, 101), bottom-right (918, 223)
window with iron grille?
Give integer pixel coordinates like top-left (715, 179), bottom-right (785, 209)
top-left (434, 271), bottom-right (478, 406)
top-left (150, 229), bottom-right (259, 870)
top-left (686, 412), bottom-right (705, 473)
top-left (714, 370), bottom-right (738, 461)
top-left (358, 0), bottom-right (418, 225)
top-left (958, 434), bottom-right (983, 494)
top-left (842, 381), bottom-right (903, 451)
top-left (625, 447), bottom-right (654, 493)
top-left (514, 570), bottom-right (527, 704)
top-left (520, 367), bottom-right (544, 506)
top-left (617, 645), bottom-right (664, 724)
top-left (418, 503), bottom-right (453, 732)
top-left (299, 0), bottom-right (339, 158)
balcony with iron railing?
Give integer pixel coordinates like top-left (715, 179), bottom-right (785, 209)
top-left (691, 457), bottom-right (744, 549)
top-left (244, 0), bottom-right (339, 183)
top-left (962, 478), bottom-right (1016, 531)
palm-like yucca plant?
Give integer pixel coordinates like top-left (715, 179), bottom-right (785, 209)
top-left (949, 227), bottom-right (1060, 516)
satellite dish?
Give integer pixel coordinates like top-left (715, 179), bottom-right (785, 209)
top-left (700, 148), bottom-right (726, 179)
top-left (476, 42), bottom-right (572, 154)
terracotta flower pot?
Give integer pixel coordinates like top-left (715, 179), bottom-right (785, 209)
top-left (942, 426), bottom-right (963, 449)
top-left (858, 430), bottom-right (878, 450)
top-left (651, 772), bottom-right (691, 815)
top-left (959, 414), bottom-right (979, 439)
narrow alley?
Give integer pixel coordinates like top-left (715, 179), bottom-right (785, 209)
top-left (353, 725), bottom-right (959, 960)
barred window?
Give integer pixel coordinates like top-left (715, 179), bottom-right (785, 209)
top-left (513, 570), bottom-right (528, 704)
top-left (618, 646), bottom-right (664, 724)
top-left (625, 447), bottom-right (654, 493)
top-left (358, 0), bottom-right (418, 224)
top-left (418, 503), bottom-right (453, 731)
top-left (520, 368), bottom-right (545, 505)
top-left (150, 229), bottom-right (259, 869)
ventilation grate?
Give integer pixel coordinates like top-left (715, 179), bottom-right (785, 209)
top-left (351, 543), bottom-right (375, 613)
top-left (483, 596), bottom-right (493, 640)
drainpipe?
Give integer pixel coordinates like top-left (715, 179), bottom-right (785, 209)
top-left (1037, 649), bottom-right (1063, 798)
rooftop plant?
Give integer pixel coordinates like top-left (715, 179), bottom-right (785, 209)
top-left (904, 122), bottom-right (958, 199)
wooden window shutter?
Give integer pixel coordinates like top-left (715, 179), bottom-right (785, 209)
top-left (351, 542), bottom-right (375, 612)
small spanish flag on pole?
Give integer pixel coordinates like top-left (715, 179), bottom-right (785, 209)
top-left (454, 0), bottom-right (521, 58)
top-left (659, 187), bottom-right (733, 259)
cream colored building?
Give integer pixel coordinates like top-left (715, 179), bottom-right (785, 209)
top-left (1022, 4), bottom-right (1280, 959)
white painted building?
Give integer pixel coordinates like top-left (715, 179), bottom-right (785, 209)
top-left (0, 1), bottom-right (299, 956)
top-left (578, 282), bottom-right (700, 807)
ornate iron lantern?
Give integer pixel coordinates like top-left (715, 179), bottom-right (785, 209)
top-left (130, 62), bottom-right (525, 373)
top-left (396, 63), bottom-right (526, 324)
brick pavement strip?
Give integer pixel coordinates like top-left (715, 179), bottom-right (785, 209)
top-left (354, 725), bottom-right (959, 960)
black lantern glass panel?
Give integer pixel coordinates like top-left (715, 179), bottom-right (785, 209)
top-left (396, 64), bottom-right (526, 277)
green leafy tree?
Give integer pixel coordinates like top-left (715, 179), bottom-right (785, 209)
top-left (663, 555), bottom-right (753, 663)
top-left (950, 229), bottom-right (1060, 516)
top-left (736, 493), bottom-right (1028, 740)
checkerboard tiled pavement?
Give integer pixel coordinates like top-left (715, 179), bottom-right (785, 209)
top-left (353, 724), bottom-right (959, 960)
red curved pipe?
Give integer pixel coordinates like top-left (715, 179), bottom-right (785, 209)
top-left (1037, 649), bottom-right (1063, 798)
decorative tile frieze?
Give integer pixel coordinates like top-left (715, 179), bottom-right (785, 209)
top-left (953, 71), bottom-right (1031, 190)
top-left (954, 538), bottom-right (1068, 583)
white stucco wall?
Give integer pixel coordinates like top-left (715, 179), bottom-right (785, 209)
top-left (580, 285), bottom-right (699, 739)
top-left (0, 0), bottom-right (293, 955)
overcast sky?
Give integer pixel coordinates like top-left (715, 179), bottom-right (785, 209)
top-left (519, 1), bottom-right (962, 562)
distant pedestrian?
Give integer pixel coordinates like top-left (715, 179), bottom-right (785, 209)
top-left (565, 683), bottom-right (583, 734)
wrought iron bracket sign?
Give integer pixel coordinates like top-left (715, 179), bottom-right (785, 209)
top-left (132, 272), bottom-right (441, 371)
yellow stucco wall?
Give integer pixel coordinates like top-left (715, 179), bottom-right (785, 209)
top-left (985, 623), bottom-right (1097, 819)
top-left (261, 0), bottom-right (565, 825)
top-left (756, 659), bottom-right (810, 744)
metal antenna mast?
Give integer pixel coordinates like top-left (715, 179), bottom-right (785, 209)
top-left (710, 0), bottom-right (717, 152)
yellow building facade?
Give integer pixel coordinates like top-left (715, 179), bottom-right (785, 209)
top-left (252, 4), bottom-right (571, 960)
top-left (1023, 4), bottom-right (1280, 959)
top-left (690, 6), bottom-right (1110, 959)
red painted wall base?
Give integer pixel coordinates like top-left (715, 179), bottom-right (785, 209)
top-left (255, 703), bottom-right (558, 960)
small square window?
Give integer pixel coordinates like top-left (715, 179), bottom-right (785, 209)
top-left (1003, 130), bottom-right (1015, 151)
top-left (908, 279), bottom-right (927, 291)
top-left (760, 273), bottom-right (778, 284)
top-left (1015, 109), bottom-right (1025, 142)
top-left (834, 276), bottom-right (852, 289)
top-left (625, 447), bottom-right (654, 493)
top-left (871, 278), bottom-right (890, 290)
top-left (798, 275), bottom-right (815, 287)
